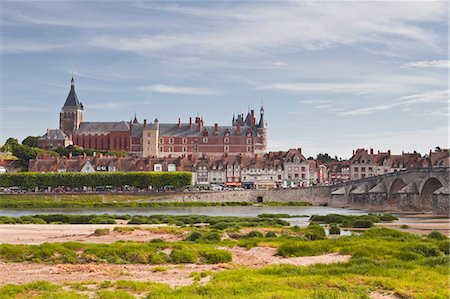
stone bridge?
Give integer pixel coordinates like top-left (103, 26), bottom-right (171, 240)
top-left (330, 167), bottom-right (449, 214)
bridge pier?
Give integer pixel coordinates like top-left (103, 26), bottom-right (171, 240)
top-left (432, 186), bottom-right (449, 215)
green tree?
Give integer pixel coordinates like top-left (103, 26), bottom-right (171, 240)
top-left (1, 138), bottom-right (19, 152)
top-left (22, 136), bottom-right (40, 148)
top-left (11, 144), bottom-right (37, 167)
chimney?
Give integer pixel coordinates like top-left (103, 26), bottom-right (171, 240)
top-left (236, 123), bottom-right (241, 134)
top-left (352, 150), bottom-right (355, 155)
top-left (370, 148), bottom-right (373, 155)
top-left (189, 117), bottom-right (192, 129)
top-left (251, 110), bottom-right (255, 127)
top-left (83, 152), bottom-right (87, 159)
top-left (388, 150), bottom-right (391, 155)
top-left (402, 151), bottom-right (404, 155)
top-left (197, 119), bottom-right (203, 131)
top-left (69, 133), bottom-right (72, 141)
top-left (378, 150), bottom-right (380, 154)
top-left (46, 128), bottom-right (50, 138)
top-left (69, 152), bottom-right (72, 159)
top-left (214, 123), bottom-right (218, 135)
top-left (178, 118), bottom-right (181, 128)
top-left (143, 119), bottom-right (147, 127)
top-left (299, 148), bottom-right (302, 154)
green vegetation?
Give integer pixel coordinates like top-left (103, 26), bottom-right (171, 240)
top-left (0, 241), bottom-right (234, 265)
top-left (0, 194), bottom-right (311, 208)
top-left (127, 214), bottom-right (289, 229)
top-left (310, 213), bottom-right (398, 228)
top-left (1, 227), bottom-right (448, 298)
top-left (92, 228), bottom-right (110, 236)
top-left (329, 225), bottom-right (341, 235)
top-left (0, 172), bottom-right (191, 189)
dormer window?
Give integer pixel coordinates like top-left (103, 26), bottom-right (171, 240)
top-left (224, 130), bottom-right (230, 137)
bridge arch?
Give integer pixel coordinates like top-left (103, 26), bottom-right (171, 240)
top-left (388, 178), bottom-right (407, 197)
top-left (419, 177), bottom-right (444, 211)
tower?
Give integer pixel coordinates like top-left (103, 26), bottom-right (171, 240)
top-left (59, 77), bottom-right (84, 140)
top-left (257, 105), bottom-right (268, 153)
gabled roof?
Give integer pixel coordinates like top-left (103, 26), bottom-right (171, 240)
top-left (39, 129), bottom-right (68, 141)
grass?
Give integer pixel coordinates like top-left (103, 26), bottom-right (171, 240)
top-left (310, 213), bottom-right (398, 228)
top-left (0, 194), bottom-right (312, 208)
top-left (0, 227), bottom-right (448, 298)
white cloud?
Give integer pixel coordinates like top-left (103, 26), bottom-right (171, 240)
top-left (138, 84), bottom-right (220, 95)
top-left (340, 89), bottom-right (449, 116)
top-left (405, 60), bottom-right (449, 69)
top-left (262, 82), bottom-right (387, 94)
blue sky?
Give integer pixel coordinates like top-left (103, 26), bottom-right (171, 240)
top-left (0, 1), bottom-right (448, 158)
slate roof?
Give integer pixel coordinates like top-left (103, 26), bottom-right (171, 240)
top-left (76, 121), bottom-right (130, 135)
top-left (63, 78), bottom-right (83, 109)
top-left (149, 123), bottom-right (258, 137)
top-left (39, 129), bottom-right (68, 141)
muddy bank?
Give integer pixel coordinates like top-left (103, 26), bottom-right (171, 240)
top-left (0, 247), bottom-right (351, 286)
top-left (0, 224), bottom-right (183, 245)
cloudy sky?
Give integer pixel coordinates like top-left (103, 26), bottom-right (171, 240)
top-left (0, 1), bottom-right (448, 158)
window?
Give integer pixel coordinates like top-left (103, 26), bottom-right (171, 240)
top-left (224, 146), bottom-right (229, 152)
top-left (354, 167), bottom-right (359, 172)
top-left (203, 137), bottom-right (208, 143)
top-left (182, 138), bottom-right (187, 144)
top-left (169, 138), bottom-right (174, 144)
top-left (294, 166), bottom-right (299, 172)
top-left (247, 146), bottom-right (252, 152)
top-left (368, 167), bottom-right (373, 171)
top-left (361, 167), bottom-right (366, 172)
top-left (169, 146), bottom-right (173, 152)
top-left (224, 138), bottom-right (229, 143)
top-left (159, 146), bottom-right (163, 152)
top-left (288, 166), bottom-right (292, 172)
top-left (154, 164), bottom-right (162, 172)
top-left (147, 132), bottom-right (151, 137)
top-left (182, 146), bottom-right (187, 152)
top-left (247, 138), bottom-right (252, 144)
top-left (147, 140), bottom-right (151, 144)
top-left (301, 174), bottom-right (305, 179)
top-left (301, 166), bottom-right (305, 172)
top-left (159, 138), bottom-right (164, 144)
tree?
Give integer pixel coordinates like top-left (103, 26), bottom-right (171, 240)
top-left (316, 153), bottom-right (338, 163)
top-left (1, 138), bottom-right (19, 152)
top-left (11, 144), bottom-right (37, 167)
top-left (22, 136), bottom-right (40, 148)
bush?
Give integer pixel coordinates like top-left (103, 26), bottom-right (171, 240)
top-left (377, 214), bottom-right (398, 221)
top-left (427, 231), bottom-right (447, 240)
top-left (329, 226), bottom-right (341, 235)
top-left (92, 229), bottom-right (110, 236)
top-left (305, 224), bottom-right (326, 240)
top-left (246, 230), bottom-right (264, 238)
top-left (265, 231), bottom-right (277, 238)
top-left (170, 249), bottom-right (198, 264)
top-left (185, 231), bottom-right (203, 242)
top-left (0, 172), bottom-right (192, 188)
top-left (401, 243), bottom-right (442, 258)
top-left (352, 220), bottom-right (373, 228)
top-left (199, 249), bottom-right (232, 264)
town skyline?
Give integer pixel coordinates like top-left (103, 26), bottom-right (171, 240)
top-left (1, 1), bottom-right (448, 158)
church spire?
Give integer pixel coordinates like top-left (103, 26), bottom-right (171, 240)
top-left (63, 77), bottom-right (82, 108)
top-left (258, 104), bottom-right (266, 128)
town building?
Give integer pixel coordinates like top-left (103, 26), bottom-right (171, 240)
top-left (38, 129), bottom-right (72, 150)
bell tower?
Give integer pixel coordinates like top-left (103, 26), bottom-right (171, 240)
top-left (59, 77), bottom-right (84, 140)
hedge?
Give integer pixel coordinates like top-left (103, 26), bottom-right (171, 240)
top-left (0, 172), bottom-right (192, 189)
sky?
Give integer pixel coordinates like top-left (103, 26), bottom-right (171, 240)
top-left (0, 0), bottom-right (448, 159)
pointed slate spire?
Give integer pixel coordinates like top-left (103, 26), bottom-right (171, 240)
top-left (258, 104), bottom-right (266, 128)
top-left (63, 77), bottom-right (83, 108)
top-left (133, 112), bottom-right (138, 124)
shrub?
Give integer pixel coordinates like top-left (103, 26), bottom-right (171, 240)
top-left (305, 224), bottom-right (326, 240)
top-left (329, 226), bottom-right (341, 235)
top-left (400, 224), bottom-right (410, 229)
top-left (170, 249), bottom-right (198, 264)
top-left (427, 231), bottom-right (447, 240)
top-left (125, 250), bottom-right (148, 263)
top-left (199, 249), bottom-right (232, 264)
top-left (185, 231), bottom-right (203, 242)
top-left (378, 214), bottom-right (398, 221)
top-left (93, 229), bottom-right (110, 236)
top-left (352, 220), bottom-right (373, 228)
top-left (246, 230), bottom-right (264, 238)
top-left (265, 231), bottom-right (277, 238)
top-left (437, 240), bottom-right (450, 255)
top-left (278, 241), bottom-right (331, 257)
top-left (401, 243), bottom-right (442, 258)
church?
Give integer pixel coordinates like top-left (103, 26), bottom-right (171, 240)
top-left (39, 78), bottom-right (268, 158)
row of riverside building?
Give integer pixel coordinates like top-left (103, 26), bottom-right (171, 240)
top-left (27, 148), bottom-right (448, 189)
